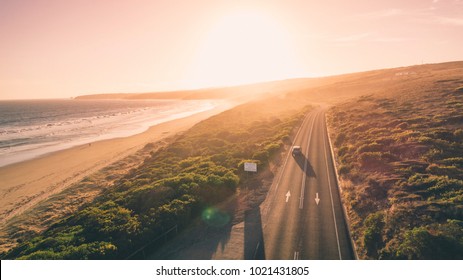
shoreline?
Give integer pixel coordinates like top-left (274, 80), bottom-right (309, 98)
top-left (0, 99), bottom-right (218, 168)
top-left (0, 100), bottom-right (236, 225)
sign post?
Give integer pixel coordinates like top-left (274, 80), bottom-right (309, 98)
top-left (243, 162), bottom-right (257, 191)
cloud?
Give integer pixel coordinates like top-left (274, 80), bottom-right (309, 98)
top-left (372, 37), bottom-right (414, 43)
top-left (436, 16), bottom-right (463, 26)
top-left (360, 8), bottom-right (404, 19)
top-left (329, 32), bottom-right (413, 46)
top-left (333, 33), bottom-right (371, 42)
top-left (359, 4), bottom-right (463, 27)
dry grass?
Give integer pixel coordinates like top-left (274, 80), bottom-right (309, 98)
top-left (327, 62), bottom-right (463, 259)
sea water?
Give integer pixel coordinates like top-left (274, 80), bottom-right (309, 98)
top-left (0, 99), bottom-right (216, 167)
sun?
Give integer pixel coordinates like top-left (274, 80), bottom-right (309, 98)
top-left (188, 10), bottom-right (303, 88)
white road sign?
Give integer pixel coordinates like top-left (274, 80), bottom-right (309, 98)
top-left (244, 162), bottom-right (257, 172)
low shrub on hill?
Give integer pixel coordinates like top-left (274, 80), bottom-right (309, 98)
top-left (328, 77), bottom-right (463, 259)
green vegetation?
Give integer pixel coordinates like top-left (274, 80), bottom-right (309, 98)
top-left (328, 78), bottom-right (463, 259)
top-left (1, 97), bottom-right (310, 259)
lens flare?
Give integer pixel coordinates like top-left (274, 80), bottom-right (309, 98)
top-left (201, 207), bottom-right (230, 227)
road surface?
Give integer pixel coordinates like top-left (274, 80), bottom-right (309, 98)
top-left (261, 107), bottom-right (355, 259)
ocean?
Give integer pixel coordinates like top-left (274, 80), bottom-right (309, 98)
top-left (0, 99), bottom-right (216, 167)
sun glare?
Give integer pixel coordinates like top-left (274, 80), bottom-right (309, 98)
top-left (189, 10), bottom-right (303, 88)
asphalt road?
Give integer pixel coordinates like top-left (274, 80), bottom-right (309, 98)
top-left (262, 107), bottom-right (355, 260)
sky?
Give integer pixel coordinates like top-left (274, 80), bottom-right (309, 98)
top-left (1, 0), bottom-right (462, 99)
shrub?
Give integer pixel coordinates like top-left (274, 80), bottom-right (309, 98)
top-left (337, 146), bottom-right (349, 157)
top-left (335, 132), bottom-right (346, 146)
top-left (396, 226), bottom-right (463, 260)
top-left (454, 129), bottom-right (463, 140)
top-left (363, 212), bottom-right (385, 258)
top-left (252, 150), bottom-right (269, 163)
top-left (338, 164), bottom-right (351, 176)
top-left (357, 143), bottom-right (383, 153)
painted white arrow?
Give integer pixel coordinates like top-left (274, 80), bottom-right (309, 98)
top-left (315, 192), bottom-right (320, 205)
top-left (286, 191), bottom-right (291, 203)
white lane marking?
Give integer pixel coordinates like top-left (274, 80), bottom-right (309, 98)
top-left (315, 192), bottom-right (320, 205)
top-left (253, 242), bottom-right (260, 259)
top-left (285, 191), bottom-right (291, 203)
top-left (293, 251), bottom-right (300, 260)
top-left (299, 110), bottom-right (318, 209)
top-left (322, 112), bottom-right (342, 260)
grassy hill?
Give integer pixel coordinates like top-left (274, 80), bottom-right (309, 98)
top-left (327, 62), bottom-right (463, 259)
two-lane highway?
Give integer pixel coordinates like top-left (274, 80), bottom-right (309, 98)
top-left (262, 107), bottom-right (354, 260)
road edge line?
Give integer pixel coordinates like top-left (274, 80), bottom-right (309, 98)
top-left (324, 110), bottom-right (359, 260)
top-left (322, 113), bottom-right (342, 260)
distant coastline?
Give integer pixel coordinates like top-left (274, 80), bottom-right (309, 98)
top-left (74, 77), bottom-right (316, 101)
top-left (74, 88), bottom-right (240, 100)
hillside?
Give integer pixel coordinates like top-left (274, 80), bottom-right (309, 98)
top-left (327, 63), bottom-right (463, 259)
top-left (74, 79), bottom-right (316, 101)
top-left (76, 62), bottom-right (463, 105)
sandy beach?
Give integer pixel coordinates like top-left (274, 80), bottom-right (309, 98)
top-left (0, 101), bottom-right (235, 226)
